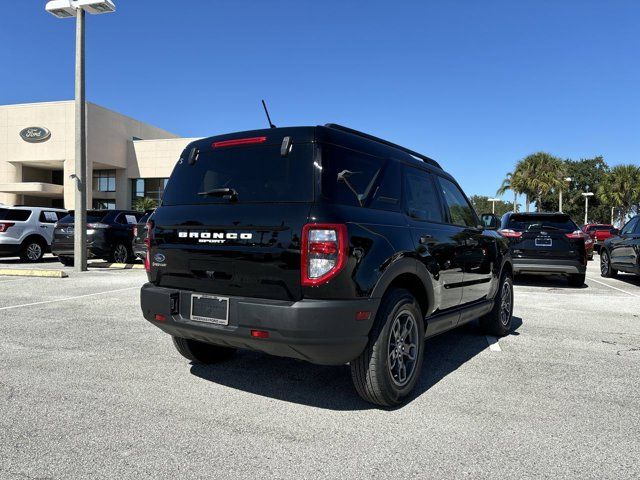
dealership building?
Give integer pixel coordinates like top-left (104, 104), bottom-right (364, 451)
top-left (0, 100), bottom-right (197, 210)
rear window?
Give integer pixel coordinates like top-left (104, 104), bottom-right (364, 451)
top-left (59, 210), bottom-right (109, 224)
top-left (588, 225), bottom-right (615, 232)
top-left (508, 214), bottom-right (577, 232)
top-left (162, 144), bottom-right (314, 205)
top-left (0, 209), bottom-right (31, 221)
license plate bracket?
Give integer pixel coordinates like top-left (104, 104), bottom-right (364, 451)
top-left (190, 294), bottom-right (229, 325)
top-left (535, 237), bottom-right (552, 247)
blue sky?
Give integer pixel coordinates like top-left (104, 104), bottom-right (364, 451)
top-left (1, 1), bottom-right (638, 198)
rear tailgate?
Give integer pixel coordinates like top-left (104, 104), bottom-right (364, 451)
top-left (148, 135), bottom-right (316, 302)
top-left (516, 229), bottom-right (585, 261)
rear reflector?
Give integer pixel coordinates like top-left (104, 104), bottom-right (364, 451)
top-left (213, 136), bottom-right (267, 149)
top-left (355, 311), bottom-right (371, 321)
top-left (251, 329), bottom-right (269, 339)
top-left (154, 314), bottom-right (166, 322)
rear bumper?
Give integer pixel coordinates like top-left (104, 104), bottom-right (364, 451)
top-left (51, 236), bottom-right (110, 259)
top-left (513, 257), bottom-right (586, 275)
top-left (140, 283), bottom-right (379, 366)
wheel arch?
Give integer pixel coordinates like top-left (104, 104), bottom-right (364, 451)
top-left (21, 233), bottom-right (48, 248)
top-left (371, 258), bottom-right (434, 318)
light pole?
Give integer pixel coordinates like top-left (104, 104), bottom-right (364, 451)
top-left (558, 177), bottom-right (572, 213)
top-left (45, 0), bottom-right (116, 272)
top-left (582, 192), bottom-right (594, 225)
top-left (488, 198), bottom-right (500, 214)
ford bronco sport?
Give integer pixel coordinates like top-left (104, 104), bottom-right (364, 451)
top-left (140, 124), bottom-right (513, 406)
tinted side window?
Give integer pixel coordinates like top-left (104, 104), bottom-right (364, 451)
top-left (621, 218), bottom-right (639, 235)
top-left (369, 161), bottom-right (401, 212)
top-left (403, 168), bottom-right (444, 222)
top-left (436, 177), bottom-right (477, 227)
top-left (634, 219), bottom-right (640, 234)
top-left (321, 144), bottom-right (385, 207)
top-left (39, 211), bottom-right (59, 223)
top-left (0, 209), bottom-right (32, 222)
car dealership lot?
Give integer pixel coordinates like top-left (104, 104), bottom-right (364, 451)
top-left (0, 259), bottom-right (638, 479)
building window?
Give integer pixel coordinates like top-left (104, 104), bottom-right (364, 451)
top-left (93, 170), bottom-right (116, 192)
top-left (131, 178), bottom-right (169, 207)
top-left (93, 199), bottom-right (116, 210)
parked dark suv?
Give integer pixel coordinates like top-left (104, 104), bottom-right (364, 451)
top-left (140, 124), bottom-right (514, 406)
top-left (600, 215), bottom-right (640, 278)
top-left (499, 212), bottom-right (587, 286)
top-left (52, 209), bottom-right (144, 265)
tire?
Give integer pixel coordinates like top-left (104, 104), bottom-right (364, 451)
top-left (20, 238), bottom-right (45, 262)
top-left (172, 336), bottom-right (236, 363)
top-left (480, 272), bottom-right (513, 337)
top-left (568, 273), bottom-right (586, 287)
top-left (110, 243), bottom-right (132, 264)
top-left (600, 249), bottom-right (617, 278)
top-left (350, 288), bottom-right (425, 407)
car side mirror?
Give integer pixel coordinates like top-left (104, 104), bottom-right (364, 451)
top-left (480, 213), bottom-right (500, 230)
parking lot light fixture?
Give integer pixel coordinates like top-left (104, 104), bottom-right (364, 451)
top-left (44, 0), bottom-right (116, 272)
top-left (488, 198), bottom-right (500, 214)
top-left (559, 177), bottom-right (572, 213)
top-left (582, 192), bottom-right (594, 225)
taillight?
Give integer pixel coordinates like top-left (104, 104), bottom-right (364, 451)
top-left (0, 222), bottom-right (14, 233)
top-left (144, 220), bottom-right (154, 272)
top-left (498, 229), bottom-right (522, 238)
top-left (565, 230), bottom-right (585, 240)
top-left (301, 223), bottom-right (348, 287)
top-left (133, 226), bottom-right (138, 237)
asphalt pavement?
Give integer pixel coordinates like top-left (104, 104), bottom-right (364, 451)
top-left (0, 257), bottom-right (638, 479)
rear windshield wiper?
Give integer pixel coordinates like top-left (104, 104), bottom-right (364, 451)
top-left (197, 188), bottom-right (239, 201)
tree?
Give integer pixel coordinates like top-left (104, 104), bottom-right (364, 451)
top-left (540, 156), bottom-right (610, 223)
top-left (470, 195), bottom-right (514, 218)
top-left (133, 196), bottom-right (157, 211)
top-left (516, 152), bottom-right (566, 212)
top-left (597, 165), bottom-right (640, 224)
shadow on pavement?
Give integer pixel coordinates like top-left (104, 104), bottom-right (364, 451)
top-left (514, 274), bottom-right (587, 289)
top-left (189, 316), bottom-right (523, 411)
top-left (606, 272), bottom-right (640, 288)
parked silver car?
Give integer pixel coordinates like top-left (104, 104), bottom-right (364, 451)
top-left (0, 206), bottom-right (68, 262)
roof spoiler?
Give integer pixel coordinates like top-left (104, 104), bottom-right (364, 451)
top-left (324, 123), bottom-right (442, 169)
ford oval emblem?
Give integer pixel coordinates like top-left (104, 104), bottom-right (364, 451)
top-left (19, 126), bottom-right (51, 143)
top-left (154, 253), bottom-right (166, 263)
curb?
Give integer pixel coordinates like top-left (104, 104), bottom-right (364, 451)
top-left (89, 262), bottom-right (145, 270)
top-left (0, 269), bottom-right (68, 278)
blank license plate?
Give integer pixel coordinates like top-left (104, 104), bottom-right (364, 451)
top-left (535, 237), bottom-right (552, 247)
top-left (190, 294), bottom-right (229, 325)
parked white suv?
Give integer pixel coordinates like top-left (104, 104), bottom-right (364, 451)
top-left (0, 206), bottom-right (68, 262)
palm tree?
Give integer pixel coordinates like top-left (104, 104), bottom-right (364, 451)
top-left (598, 165), bottom-right (640, 223)
top-left (133, 196), bottom-right (157, 211)
top-left (497, 171), bottom-right (523, 212)
top-left (516, 152), bottom-right (565, 212)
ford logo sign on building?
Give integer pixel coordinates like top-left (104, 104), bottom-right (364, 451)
top-left (19, 127), bottom-right (51, 143)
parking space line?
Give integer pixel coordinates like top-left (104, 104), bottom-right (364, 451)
top-left (587, 276), bottom-right (640, 298)
top-left (0, 287), bottom-right (139, 312)
top-left (485, 335), bottom-right (502, 352)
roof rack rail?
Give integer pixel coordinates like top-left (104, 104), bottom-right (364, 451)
top-left (324, 123), bottom-right (441, 169)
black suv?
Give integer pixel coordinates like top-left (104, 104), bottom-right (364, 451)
top-left (140, 124), bottom-right (514, 406)
top-left (600, 215), bottom-right (640, 278)
top-left (52, 209), bottom-right (144, 265)
top-left (499, 212), bottom-right (587, 286)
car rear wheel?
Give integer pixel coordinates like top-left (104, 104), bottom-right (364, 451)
top-left (172, 336), bottom-right (236, 363)
top-left (568, 273), bottom-right (586, 287)
top-left (600, 250), bottom-right (617, 278)
top-left (20, 239), bottom-right (45, 262)
top-left (111, 243), bottom-right (131, 264)
top-left (480, 272), bottom-right (513, 336)
top-left (350, 288), bottom-right (425, 407)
